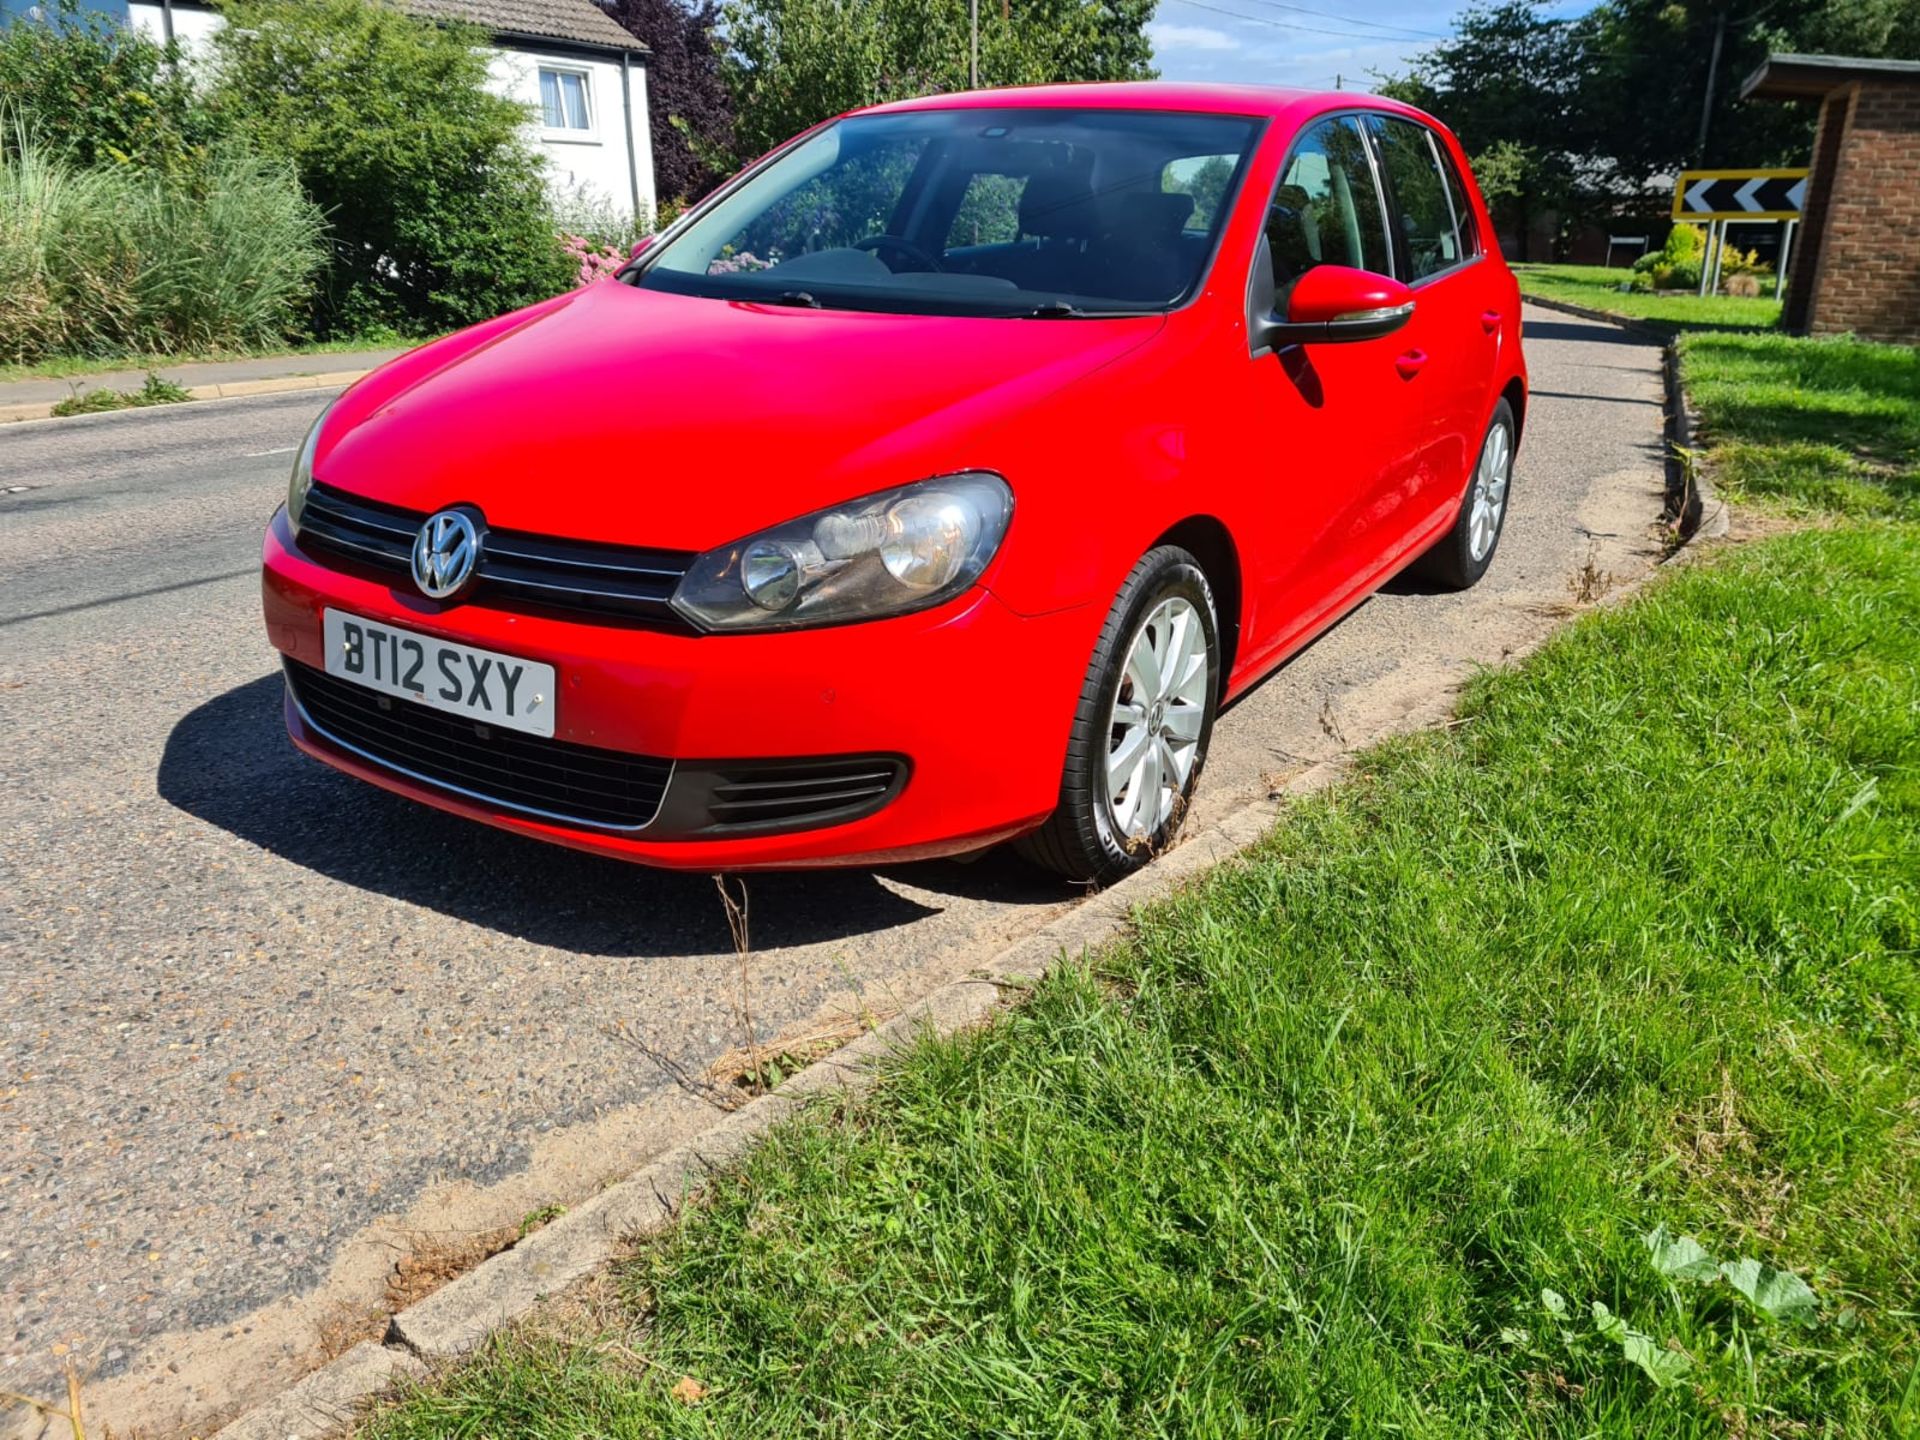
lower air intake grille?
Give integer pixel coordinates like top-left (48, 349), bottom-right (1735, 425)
top-left (286, 660), bottom-right (671, 831)
top-left (663, 755), bottom-right (910, 836)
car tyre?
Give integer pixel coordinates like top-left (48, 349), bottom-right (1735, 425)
top-left (1412, 398), bottom-right (1516, 590)
top-left (1016, 546), bottom-right (1220, 885)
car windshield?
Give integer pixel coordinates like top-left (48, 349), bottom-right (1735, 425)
top-left (635, 107), bottom-right (1260, 317)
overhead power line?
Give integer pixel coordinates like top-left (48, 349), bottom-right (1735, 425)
top-left (1161, 0), bottom-right (1448, 46)
top-left (1221, 0), bottom-right (1450, 41)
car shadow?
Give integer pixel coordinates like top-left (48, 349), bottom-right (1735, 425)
top-left (158, 674), bottom-right (1068, 958)
top-left (1520, 318), bottom-right (1663, 347)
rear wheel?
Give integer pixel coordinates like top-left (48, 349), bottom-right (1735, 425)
top-left (1412, 398), bottom-right (1515, 590)
top-left (1016, 546), bottom-right (1220, 884)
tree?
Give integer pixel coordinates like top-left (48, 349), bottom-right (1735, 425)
top-left (1571, 0), bottom-right (1920, 177)
top-left (213, 0), bottom-right (570, 335)
top-left (606, 0), bottom-right (735, 208)
top-left (721, 0), bottom-right (1157, 163)
top-left (1376, 3), bottom-right (1584, 244)
top-left (1382, 0), bottom-right (1920, 209)
top-left (0, 0), bottom-right (221, 170)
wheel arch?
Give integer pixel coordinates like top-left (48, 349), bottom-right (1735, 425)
top-left (1501, 375), bottom-right (1528, 445)
top-left (1151, 514), bottom-right (1241, 692)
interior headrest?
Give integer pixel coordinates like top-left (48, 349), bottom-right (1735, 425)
top-left (1112, 190), bottom-right (1195, 240)
top-left (1019, 170), bottom-right (1100, 239)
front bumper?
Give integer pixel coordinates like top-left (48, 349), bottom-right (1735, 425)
top-left (262, 508), bottom-right (1095, 869)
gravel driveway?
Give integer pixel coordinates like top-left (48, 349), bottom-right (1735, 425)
top-left (0, 304), bottom-right (1667, 1435)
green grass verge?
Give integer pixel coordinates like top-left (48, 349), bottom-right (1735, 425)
top-left (1516, 263), bottom-right (1781, 332)
top-left (0, 332), bottom-right (420, 385)
top-left (366, 518), bottom-right (1919, 1436)
top-left (1680, 330), bottom-right (1919, 520)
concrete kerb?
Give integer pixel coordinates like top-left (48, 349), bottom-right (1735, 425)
top-left (208, 307), bottom-right (1714, 1439)
top-left (0, 369), bottom-right (370, 426)
top-left (208, 737), bottom-right (1437, 1440)
top-left (1661, 339), bottom-right (1731, 542)
top-left (207, 791), bottom-right (1292, 1439)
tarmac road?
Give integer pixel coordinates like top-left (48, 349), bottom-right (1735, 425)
top-left (0, 305), bottom-right (1667, 1434)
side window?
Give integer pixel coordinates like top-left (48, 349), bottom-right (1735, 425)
top-left (1263, 116), bottom-right (1390, 301)
top-left (1162, 153), bottom-right (1237, 231)
top-left (1368, 116), bottom-right (1466, 280)
top-left (947, 172), bottom-right (1026, 250)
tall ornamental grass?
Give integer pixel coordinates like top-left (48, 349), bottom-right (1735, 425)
top-left (0, 134), bottom-right (326, 362)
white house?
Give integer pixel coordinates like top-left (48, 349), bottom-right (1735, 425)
top-left (95, 0), bottom-right (657, 227)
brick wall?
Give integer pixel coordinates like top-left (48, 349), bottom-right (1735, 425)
top-left (1784, 87), bottom-right (1852, 333)
top-left (1801, 78), bottom-right (1920, 344)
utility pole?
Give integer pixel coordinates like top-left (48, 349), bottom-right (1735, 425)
top-left (970, 0), bottom-right (979, 87)
top-left (1335, 73), bottom-right (1342, 90)
top-left (1695, 7), bottom-right (1726, 161)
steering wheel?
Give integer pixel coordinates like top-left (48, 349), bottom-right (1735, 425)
top-left (853, 234), bottom-right (946, 273)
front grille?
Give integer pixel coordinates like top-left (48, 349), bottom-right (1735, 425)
top-left (286, 660), bottom-right (671, 831)
top-left (659, 755), bottom-right (910, 836)
top-left (296, 481), bottom-right (696, 627)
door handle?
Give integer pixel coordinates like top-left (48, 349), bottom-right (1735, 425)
top-left (1394, 349), bottom-right (1428, 379)
top-left (1481, 309), bottom-right (1502, 333)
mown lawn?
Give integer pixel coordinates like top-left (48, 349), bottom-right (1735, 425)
top-left (1516, 262), bottom-right (1782, 332)
top-left (1681, 330), bottom-right (1919, 520)
top-left (363, 342), bottom-right (1920, 1433)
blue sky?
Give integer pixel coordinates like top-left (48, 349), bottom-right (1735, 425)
top-left (1146, 0), bottom-right (1593, 92)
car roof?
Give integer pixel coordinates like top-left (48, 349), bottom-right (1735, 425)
top-left (856, 81), bottom-right (1431, 126)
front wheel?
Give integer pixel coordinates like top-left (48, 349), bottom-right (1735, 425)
top-left (1412, 398), bottom-right (1515, 590)
top-left (1016, 546), bottom-right (1220, 884)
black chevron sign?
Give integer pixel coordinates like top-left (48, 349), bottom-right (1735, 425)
top-left (1672, 170), bottom-right (1809, 221)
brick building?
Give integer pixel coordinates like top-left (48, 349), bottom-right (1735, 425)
top-left (1742, 54), bottom-right (1920, 345)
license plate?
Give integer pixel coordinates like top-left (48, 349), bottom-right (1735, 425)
top-left (321, 610), bottom-right (557, 738)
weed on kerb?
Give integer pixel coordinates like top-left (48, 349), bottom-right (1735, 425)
top-left (49, 371), bottom-right (192, 417)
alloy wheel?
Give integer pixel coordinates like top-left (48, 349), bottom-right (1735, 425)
top-left (1103, 595), bottom-right (1210, 840)
top-left (1467, 419), bottom-right (1513, 563)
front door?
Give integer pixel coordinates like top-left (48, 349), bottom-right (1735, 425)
top-left (1236, 114), bottom-right (1421, 674)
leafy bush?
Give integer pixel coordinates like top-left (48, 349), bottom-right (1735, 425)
top-left (0, 0), bottom-right (221, 169)
top-left (0, 131), bottom-right (325, 361)
top-left (1632, 223), bottom-right (1706, 289)
top-left (212, 0), bottom-right (573, 336)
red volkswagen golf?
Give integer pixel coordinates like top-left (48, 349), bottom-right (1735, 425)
top-left (262, 83), bottom-right (1526, 882)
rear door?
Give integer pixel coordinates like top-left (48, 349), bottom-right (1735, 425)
top-left (1363, 113), bottom-right (1493, 555)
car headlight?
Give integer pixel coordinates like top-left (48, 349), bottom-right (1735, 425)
top-left (285, 402), bottom-right (333, 534)
top-left (671, 472), bottom-right (1013, 632)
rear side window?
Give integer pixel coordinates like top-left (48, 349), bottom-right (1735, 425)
top-left (948, 172), bottom-right (1026, 249)
top-left (1367, 115), bottom-right (1470, 281)
top-left (1163, 152), bottom-right (1238, 231)
top-left (1263, 116), bottom-right (1391, 300)
top-left (1437, 142), bottom-right (1480, 261)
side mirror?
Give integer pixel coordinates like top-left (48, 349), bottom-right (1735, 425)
top-left (1251, 264), bottom-right (1414, 351)
top-left (628, 235), bottom-right (655, 261)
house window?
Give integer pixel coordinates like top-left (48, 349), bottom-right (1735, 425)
top-left (540, 68), bottom-right (592, 133)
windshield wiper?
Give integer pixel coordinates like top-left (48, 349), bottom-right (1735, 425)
top-left (1021, 300), bottom-right (1087, 318)
top-left (767, 290), bottom-right (822, 308)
